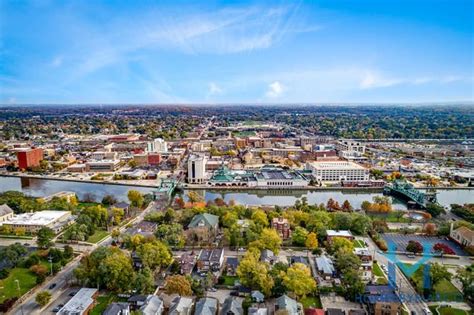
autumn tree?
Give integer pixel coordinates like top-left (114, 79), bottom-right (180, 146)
top-left (342, 200), bottom-right (353, 212)
top-left (187, 191), bottom-right (204, 204)
top-left (136, 241), bottom-right (173, 270)
top-left (128, 190), bottom-right (144, 208)
top-left (250, 228), bottom-right (282, 254)
top-left (165, 275), bottom-right (193, 296)
top-left (305, 232), bottom-right (318, 250)
top-left (329, 237), bottom-right (354, 255)
top-left (236, 248), bottom-right (274, 296)
top-left (251, 209), bottom-right (269, 227)
top-left (283, 263), bottom-right (316, 298)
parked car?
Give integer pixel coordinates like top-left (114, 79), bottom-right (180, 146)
top-left (48, 283), bottom-right (57, 290)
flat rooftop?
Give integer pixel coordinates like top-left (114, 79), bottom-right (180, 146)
top-left (59, 288), bottom-right (97, 315)
top-left (2, 210), bottom-right (70, 226)
top-left (307, 161), bottom-right (366, 170)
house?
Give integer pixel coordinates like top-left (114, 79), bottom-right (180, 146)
top-left (353, 248), bottom-right (373, 282)
top-left (114, 202), bottom-right (131, 213)
top-left (304, 309), bottom-right (324, 315)
top-left (194, 297), bottom-right (218, 315)
top-left (197, 248), bottom-right (224, 273)
top-left (327, 309), bottom-right (345, 315)
top-left (248, 306), bottom-right (268, 315)
top-left (226, 257), bottom-right (239, 276)
top-left (125, 221), bottom-right (158, 237)
top-left (275, 295), bottom-right (303, 315)
top-left (260, 249), bottom-right (275, 265)
top-left (315, 255), bottom-right (336, 279)
top-left (289, 256), bottom-right (310, 267)
top-left (140, 295), bottom-right (164, 315)
top-left (0, 204), bottom-right (14, 222)
top-left (180, 252), bottom-right (197, 275)
top-left (188, 213), bottom-right (219, 242)
top-left (128, 295), bottom-right (150, 309)
top-left (326, 230), bottom-right (354, 243)
top-left (103, 302), bottom-right (130, 315)
top-left (131, 251), bottom-right (144, 269)
top-left (251, 291), bottom-right (265, 303)
top-left (271, 217), bottom-right (292, 239)
top-left (169, 296), bottom-right (194, 315)
top-left (364, 285), bottom-right (401, 315)
top-left (58, 288), bottom-right (98, 315)
top-left (450, 225), bottom-right (474, 247)
top-left (220, 297), bottom-right (243, 315)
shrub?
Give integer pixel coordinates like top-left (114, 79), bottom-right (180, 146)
top-left (376, 239), bottom-right (388, 251)
top-left (0, 268), bottom-right (9, 279)
top-left (433, 243), bottom-right (455, 255)
top-left (406, 240), bottom-right (423, 253)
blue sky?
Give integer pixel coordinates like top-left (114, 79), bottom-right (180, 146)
top-left (0, 0), bottom-right (473, 104)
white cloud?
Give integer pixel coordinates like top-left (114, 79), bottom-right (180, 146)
top-left (50, 55), bottom-right (63, 67)
top-left (265, 81), bottom-right (285, 98)
top-left (208, 82), bottom-right (223, 96)
top-left (359, 71), bottom-right (401, 89)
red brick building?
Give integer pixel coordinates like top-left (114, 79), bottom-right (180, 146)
top-left (17, 148), bottom-right (43, 170)
top-left (271, 217), bottom-right (292, 239)
top-left (147, 153), bottom-right (161, 166)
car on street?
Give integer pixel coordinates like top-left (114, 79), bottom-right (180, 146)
top-left (49, 283), bottom-right (57, 290)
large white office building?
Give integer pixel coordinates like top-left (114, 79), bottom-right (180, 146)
top-left (188, 155), bottom-right (208, 184)
top-left (306, 160), bottom-right (369, 182)
top-left (147, 138), bottom-right (168, 153)
top-left (336, 140), bottom-right (366, 154)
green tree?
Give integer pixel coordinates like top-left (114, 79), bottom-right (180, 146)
top-left (136, 241), bottom-right (173, 270)
top-left (251, 209), bottom-right (269, 227)
top-left (155, 224), bottom-right (185, 248)
top-left (283, 263), bottom-right (316, 298)
top-left (430, 263), bottom-right (451, 287)
top-left (329, 237), bottom-right (354, 255)
top-left (236, 248), bottom-right (274, 296)
top-left (456, 264), bottom-right (474, 302)
top-left (291, 227), bottom-right (308, 246)
top-left (128, 190), bottom-right (144, 208)
top-left (35, 291), bottom-right (52, 307)
top-left (250, 228), bottom-right (282, 254)
top-left (100, 249), bottom-right (136, 292)
top-left (135, 267), bottom-right (155, 294)
top-left (36, 227), bottom-right (55, 249)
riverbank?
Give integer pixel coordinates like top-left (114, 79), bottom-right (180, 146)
top-left (1, 173), bottom-right (472, 191)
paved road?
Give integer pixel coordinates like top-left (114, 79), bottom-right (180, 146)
top-left (360, 236), bottom-right (428, 314)
top-left (8, 201), bottom-right (160, 315)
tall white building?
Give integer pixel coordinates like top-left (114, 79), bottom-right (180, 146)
top-left (147, 138), bottom-right (168, 153)
top-left (188, 155), bottom-right (208, 184)
top-left (305, 160), bottom-right (369, 182)
top-left (336, 140), bottom-right (366, 154)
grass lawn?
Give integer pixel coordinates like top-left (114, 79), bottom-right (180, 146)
top-left (90, 294), bottom-right (116, 315)
top-left (372, 262), bottom-right (384, 277)
top-left (429, 306), bottom-right (469, 315)
top-left (300, 296), bottom-right (322, 308)
top-left (368, 211), bottom-right (411, 223)
top-left (399, 263), bottom-right (463, 302)
top-left (353, 239), bottom-right (366, 248)
top-left (222, 276), bottom-right (238, 286)
top-left (0, 268), bottom-right (37, 303)
top-left (86, 229), bottom-right (109, 243)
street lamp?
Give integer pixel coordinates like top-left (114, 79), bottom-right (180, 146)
top-left (48, 256), bottom-right (53, 276)
top-left (14, 279), bottom-right (24, 315)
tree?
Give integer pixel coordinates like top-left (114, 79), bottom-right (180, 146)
top-left (305, 232), bottom-right (318, 250)
top-left (37, 227), bottom-right (55, 249)
top-left (175, 197), bottom-right (185, 209)
top-left (406, 240), bottom-right (423, 254)
top-left (135, 267), bottom-right (155, 294)
top-left (456, 264), bottom-right (474, 302)
top-left (63, 245), bottom-right (74, 259)
top-left (350, 214), bottom-right (372, 235)
top-left (155, 223), bottom-right (185, 248)
top-left (136, 241), bottom-right (173, 270)
top-left (329, 237), bottom-right (354, 255)
top-left (30, 264), bottom-right (48, 277)
top-left (291, 227), bottom-right (308, 246)
top-left (342, 200), bottom-right (353, 212)
top-left (35, 291), bottom-right (52, 307)
top-left (164, 275), bottom-right (193, 296)
top-left (283, 263), bottom-right (316, 298)
top-left (236, 248), bottom-right (274, 296)
top-left (128, 159), bottom-right (138, 168)
top-left (426, 203), bottom-right (445, 218)
top-left (430, 263), bottom-right (451, 287)
top-left (250, 228), bottom-right (282, 254)
top-left (424, 223), bottom-right (437, 236)
top-left (187, 191), bottom-right (204, 204)
top-left (251, 209), bottom-right (269, 227)
top-left (102, 194), bottom-right (117, 206)
top-left (128, 190), bottom-right (144, 208)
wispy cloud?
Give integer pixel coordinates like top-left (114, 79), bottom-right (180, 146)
top-left (208, 82), bottom-right (223, 96)
top-left (265, 81), bottom-right (285, 98)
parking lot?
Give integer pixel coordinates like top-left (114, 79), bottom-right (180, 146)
top-left (382, 234), bottom-right (466, 256)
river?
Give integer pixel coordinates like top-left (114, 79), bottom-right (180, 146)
top-left (0, 176), bottom-right (472, 209)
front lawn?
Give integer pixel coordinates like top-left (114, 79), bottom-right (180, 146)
top-left (300, 296), bottom-right (322, 308)
top-left (222, 276), bottom-right (238, 286)
top-left (353, 239), bottom-right (366, 247)
top-left (86, 230), bottom-right (109, 243)
top-left (429, 306), bottom-right (469, 315)
top-left (372, 262), bottom-right (384, 277)
top-left (90, 294), bottom-right (116, 315)
top-left (0, 268), bottom-right (37, 303)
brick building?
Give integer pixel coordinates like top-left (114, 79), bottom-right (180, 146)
top-left (16, 148), bottom-right (43, 169)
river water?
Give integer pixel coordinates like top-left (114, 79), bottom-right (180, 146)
top-left (0, 176), bottom-right (472, 209)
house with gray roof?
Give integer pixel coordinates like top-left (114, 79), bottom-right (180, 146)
top-left (139, 295), bottom-right (164, 315)
top-left (0, 204), bottom-right (14, 222)
top-left (275, 295), bottom-right (303, 315)
top-left (103, 302), bottom-right (130, 315)
top-left (220, 297), bottom-right (243, 315)
top-left (315, 255), bottom-right (336, 279)
top-left (194, 297), bottom-right (218, 315)
top-left (169, 296), bottom-right (194, 315)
